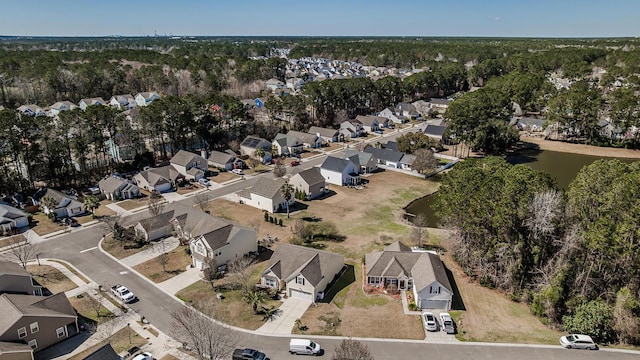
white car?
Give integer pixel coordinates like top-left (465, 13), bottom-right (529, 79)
top-left (439, 312), bottom-right (456, 334)
top-left (560, 334), bottom-right (598, 350)
top-left (132, 352), bottom-right (153, 360)
top-left (232, 168), bottom-right (244, 175)
top-left (198, 178), bottom-right (211, 186)
top-left (422, 312), bottom-right (438, 332)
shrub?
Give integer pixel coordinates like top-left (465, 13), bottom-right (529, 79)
top-left (278, 218), bottom-right (283, 226)
top-left (264, 211), bottom-right (269, 222)
top-left (269, 216), bottom-right (274, 223)
top-left (562, 299), bottom-right (614, 343)
top-left (408, 302), bottom-right (418, 311)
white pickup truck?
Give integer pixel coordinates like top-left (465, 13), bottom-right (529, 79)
top-left (111, 284), bottom-right (136, 303)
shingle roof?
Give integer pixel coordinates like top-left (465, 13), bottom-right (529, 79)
top-left (170, 150), bottom-right (200, 167)
top-left (0, 203), bottom-right (27, 220)
top-left (247, 177), bottom-right (285, 199)
top-left (355, 115), bottom-right (382, 127)
top-left (385, 241), bottom-right (411, 252)
top-left (343, 150), bottom-right (375, 168)
top-left (412, 253), bottom-right (452, 294)
top-left (0, 341), bottom-right (33, 354)
top-left (0, 293), bottom-right (76, 335)
top-left (35, 188), bottom-right (83, 212)
top-left (321, 156), bottom-right (354, 173)
top-left (263, 244), bottom-right (344, 287)
top-left (424, 125), bottom-right (447, 138)
top-left (241, 136), bottom-right (271, 150)
top-left (98, 176), bottom-right (127, 194)
top-left (83, 343), bottom-right (120, 360)
top-left (364, 146), bottom-right (404, 163)
top-left (430, 98), bottom-right (451, 106)
top-left (138, 165), bottom-right (183, 185)
top-left (293, 168), bottom-right (325, 187)
top-left (138, 210), bottom-right (175, 232)
top-left (308, 126), bottom-right (338, 138)
top-left (208, 150), bottom-right (234, 166)
top-left (287, 131), bottom-right (319, 145)
top-left (201, 224), bottom-right (233, 251)
top-left (0, 260), bottom-right (29, 276)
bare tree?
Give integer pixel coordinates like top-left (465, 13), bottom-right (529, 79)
top-left (333, 339), bottom-right (374, 360)
top-left (273, 160), bottom-right (286, 178)
top-left (525, 189), bottom-right (564, 241)
top-left (86, 292), bottom-right (105, 318)
top-left (411, 148), bottom-right (440, 174)
top-left (100, 214), bottom-right (122, 239)
top-left (171, 305), bottom-right (237, 360)
top-left (154, 239), bottom-right (170, 273)
top-left (228, 257), bottom-right (255, 294)
top-left (194, 193), bottom-right (210, 213)
top-left (409, 214), bottom-right (428, 248)
top-left (202, 256), bottom-right (218, 289)
top-left (7, 234), bottom-right (38, 268)
top-left (148, 190), bottom-right (165, 217)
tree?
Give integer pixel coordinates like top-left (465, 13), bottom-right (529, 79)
top-left (332, 339), bottom-right (374, 360)
top-left (154, 238), bottom-right (170, 273)
top-left (242, 289), bottom-right (268, 314)
top-left (171, 305), bottom-right (237, 360)
top-left (411, 148), bottom-right (440, 174)
top-left (546, 81), bottom-right (602, 141)
top-left (7, 235), bottom-right (39, 269)
top-left (40, 196), bottom-right (58, 220)
top-left (273, 160), bottom-right (286, 178)
top-left (202, 256), bottom-right (218, 289)
top-left (83, 195), bottom-right (100, 218)
top-left (254, 148), bottom-right (266, 162)
top-left (148, 190), bottom-right (165, 217)
top-left (280, 181), bottom-right (294, 218)
top-left (409, 214), bottom-right (428, 248)
top-left (194, 193), bottom-right (209, 213)
top-left (396, 132), bottom-right (441, 154)
top-left (562, 299), bottom-right (614, 343)
top-left (612, 287), bottom-right (640, 345)
top-left (228, 257), bottom-right (254, 294)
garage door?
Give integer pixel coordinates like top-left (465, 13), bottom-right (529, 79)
top-left (420, 299), bottom-right (449, 310)
top-left (290, 289), bottom-right (313, 302)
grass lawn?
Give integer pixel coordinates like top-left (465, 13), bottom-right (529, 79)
top-left (101, 234), bottom-right (152, 259)
top-left (210, 170), bottom-right (238, 183)
top-left (27, 264), bottom-right (78, 294)
top-left (176, 262), bottom-right (281, 330)
top-left (133, 246), bottom-right (191, 283)
top-left (48, 260), bottom-right (90, 284)
top-left (31, 212), bottom-right (66, 235)
top-left (117, 197), bottom-right (151, 211)
top-left (0, 234), bottom-right (26, 248)
top-left (69, 326), bottom-right (147, 360)
top-left (69, 293), bottom-right (114, 324)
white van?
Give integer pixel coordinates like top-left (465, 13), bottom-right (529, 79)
top-left (289, 339), bottom-right (321, 355)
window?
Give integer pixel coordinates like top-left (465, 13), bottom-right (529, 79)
top-left (28, 339), bottom-right (37, 350)
top-left (296, 275), bottom-right (305, 285)
top-left (195, 243), bottom-right (204, 255)
top-left (56, 326), bottom-right (65, 338)
top-left (30, 322), bottom-right (39, 334)
top-left (265, 278), bottom-right (276, 288)
top-left (17, 327), bottom-right (27, 338)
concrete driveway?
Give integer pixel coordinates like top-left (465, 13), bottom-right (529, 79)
top-left (256, 297), bottom-right (311, 335)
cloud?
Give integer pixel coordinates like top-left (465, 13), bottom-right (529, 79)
top-left (490, 17), bottom-right (502, 21)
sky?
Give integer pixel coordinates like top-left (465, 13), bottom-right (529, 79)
top-left (1, 0), bottom-right (639, 38)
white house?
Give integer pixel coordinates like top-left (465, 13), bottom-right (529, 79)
top-left (35, 188), bottom-right (84, 218)
top-left (169, 150), bottom-right (207, 181)
top-left (240, 135), bottom-right (272, 160)
top-left (0, 203), bottom-right (29, 233)
top-left (98, 176), bottom-right (140, 200)
top-left (343, 150), bottom-right (378, 174)
top-left (261, 244), bottom-right (345, 302)
top-left (319, 156), bottom-right (359, 186)
top-left (17, 105), bottom-right (46, 117)
top-left (378, 107), bottom-right (405, 125)
top-left (207, 150), bottom-right (244, 171)
top-left (289, 167), bottom-right (326, 200)
top-left (355, 115), bottom-right (382, 133)
top-left (135, 92), bottom-right (161, 107)
top-left (364, 146), bottom-right (404, 168)
top-left (48, 101), bottom-right (77, 117)
top-left (78, 97), bottom-right (106, 110)
top-left (308, 126), bottom-right (344, 143)
top-left (237, 177), bottom-right (293, 213)
top-left (109, 94), bottom-right (136, 110)
top-left (265, 78), bottom-right (285, 91)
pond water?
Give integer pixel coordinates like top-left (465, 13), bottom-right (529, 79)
top-left (406, 149), bottom-right (639, 227)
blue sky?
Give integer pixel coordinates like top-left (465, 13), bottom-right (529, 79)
top-left (1, 0), bottom-right (639, 37)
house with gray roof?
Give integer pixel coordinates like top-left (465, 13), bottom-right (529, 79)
top-left (82, 343), bottom-right (120, 360)
top-left (134, 210), bottom-right (175, 242)
top-left (0, 203), bottom-right (29, 234)
top-left (514, 117), bottom-right (547, 133)
top-left (207, 150), bottom-right (244, 171)
top-left (17, 105), bottom-right (46, 117)
top-left (170, 150), bottom-right (207, 181)
top-left (355, 115), bottom-right (384, 133)
top-left (273, 131), bottom-right (323, 156)
top-left (0, 293), bottom-right (78, 353)
top-left (134, 92), bottom-right (160, 107)
top-left (364, 146), bottom-right (404, 168)
top-left (78, 97), bottom-right (106, 111)
top-left (108, 94), bottom-right (136, 110)
top-left (340, 120), bottom-right (364, 139)
top-left (308, 126), bottom-right (344, 143)
top-left (290, 168), bottom-right (326, 200)
top-left (319, 156), bottom-right (360, 186)
top-left (261, 244), bottom-right (345, 302)
top-left (412, 100), bottom-right (432, 118)
top-left (395, 102), bottom-right (419, 119)
top-left (240, 136), bottom-right (272, 160)
top-left (424, 124), bottom-right (449, 143)
top-left (237, 177), bottom-right (293, 213)
top-left (134, 165), bottom-right (184, 193)
top-left (48, 101), bottom-right (77, 117)
top-left (0, 341), bottom-right (33, 360)
top-left (98, 176), bottom-right (140, 201)
top-left (34, 188), bottom-right (84, 219)
top-left (365, 242), bottom-right (453, 310)
top-left (0, 260), bottom-right (42, 296)
top-left (343, 149), bottom-right (378, 174)
top-left (378, 108), bottom-right (405, 125)
top-left (429, 98), bottom-right (451, 112)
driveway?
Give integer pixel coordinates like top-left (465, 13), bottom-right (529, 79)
top-left (256, 297), bottom-right (311, 335)
top-left (120, 237), bottom-right (180, 267)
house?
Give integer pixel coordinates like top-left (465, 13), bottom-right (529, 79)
top-left (48, 101), bottom-right (77, 117)
top-left (169, 150), bottom-right (207, 181)
top-left (412, 100), bottom-right (432, 118)
top-left (365, 242), bottom-right (453, 310)
top-left (597, 119), bottom-right (624, 139)
top-left (134, 166), bottom-right (184, 193)
top-left (273, 132), bottom-right (322, 156)
top-left (265, 78), bottom-right (285, 91)
top-left (260, 244), bottom-right (345, 302)
top-left (134, 210), bottom-right (175, 242)
top-left (308, 126), bottom-right (344, 143)
top-left (399, 154), bottom-right (416, 171)
top-left (395, 103), bottom-right (419, 119)
top-left (34, 188), bottom-right (84, 219)
top-left (429, 98), bottom-right (451, 112)
top-left (240, 136), bottom-right (272, 160)
top-left (319, 156), bottom-right (359, 186)
top-left (134, 92), bottom-right (161, 107)
top-left (289, 168), bottom-right (326, 200)
top-left (378, 108), bottom-right (405, 125)
top-left (109, 94), bottom-right (136, 110)
top-left (355, 115), bottom-right (382, 133)
top-left (0, 260), bottom-right (43, 296)
top-left (0, 203), bottom-right (29, 234)
top-left (17, 105), bottom-right (45, 117)
top-left (286, 78), bottom-right (304, 92)
top-left (78, 97), bottom-right (106, 110)
top-left (0, 293), bottom-right (79, 352)
top-left (207, 150), bottom-right (244, 171)
top-left (343, 150), bottom-right (378, 174)
top-left (514, 117), bottom-right (547, 133)
top-left (424, 124), bottom-right (449, 143)
top-left (98, 176), bottom-right (140, 201)
top-left (364, 146), bottom-right (404, 168)
top-left (82, 343), bottom-right (120, 360)
top-left (237, 177), bottom-right (293, 213)
top-left (0, 341), bottom-right (34, 360)
top-left (340, 120), bottom-right (364, 138)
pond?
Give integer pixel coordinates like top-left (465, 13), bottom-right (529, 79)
top-left (406, 149), bottom-right (639, 227)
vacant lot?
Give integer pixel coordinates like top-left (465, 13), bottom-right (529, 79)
top-left (27, 264), bottom-right (77, 294)
top-left (133, 246), bottom-right (192, 283)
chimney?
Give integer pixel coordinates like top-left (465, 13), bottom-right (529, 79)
top-left (201, 149), bottom-right (208, 159)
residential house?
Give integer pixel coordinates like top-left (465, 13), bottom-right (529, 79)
top-left (378, 108), bottom-right (404, 125)
top-left (265, 78), bottom-right (285, 91)
top-left (399, 154), bottom-right (416, 171)
top-left (286, 78), bottom-right (304, 92)
top-left (17, 105), bottom-right (45, 117)
top-left (429, 98), bottom-right (451, 112)
top-left (597, 119), bottom-right (624, 139)
top-left (0, 341), bottom-right (34, 360)
top-left (513, 117), bottom-right (547, 133)
top-left (412, 100), bottom-right (432, 118)
top-left (98, 176), bottom-right (140, 201)
top-left (109, 94), bottom-right (136, 110)
top-left (308, 126), bottom-right (344, 143)
top-left (207, 150), bottom-right (244, 171)
top-left (260, 244), bottom-right (345, 302)
top-left (134, 165), bottom-right (184, 193)
top-left (134, 92), bottom-right (161, 107)
top-left (0, 293), bottom-right (79, 352)
top-left (134, 210), bottom-right (175, 242)
top-left (169, 150), bottom-right (207, 181)
top-left (289, 168), bottom-right (326, 200)
top-left (365, 241), bottom-right (453, 310)
top-left (343, 149), bottom-right (378, 174)
top-left (395, 103), bottom-right (419, 119)
top-left (34, 188), bottom-right (84, 219)
top-left (105, 134), bottom-right (138, 162)
top-left (382, 141), bottom-right (399, 151)
top-left (78, 97), bottom-right (106, 110)
top-left (340, 120), bottom-right (364, 139)
top-left (82, 343), bottom-right (120, 360)
top-left (237, 177), bottom-right (293, 213)
top-left (0, 203), bottom-right (29, 234)
top-left (364, 146), bottom-right (404, 168)
top-left (48, 101), bottom-right (77, 117)
top-left (355, 115), bottom-right (382, 133)
top-left (273, 131), bottom-right (322, 156)
top-left (240, 136), bottom-right (272, 161)
top-left (424, 124), bottom-right (449, 144)
top-left (319, 156), bottom-right (359, 186)
top-left (0, 260), bottom-right (43, 296)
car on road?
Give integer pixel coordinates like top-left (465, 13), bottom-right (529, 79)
top-left (131, 352), bottom-right (153, 360)
top-left (232, 348), bottom-right (267, 360)
top-left (422, 312), bottom-right (438, 332)
top-left (559, 334), bottom-right (598, 350)
top-left (439, 312), bottom-right (456, 334)
top-left (232, 168), bottom-right (244, 175)
top-left (198, 178), bottom-right (211, 186)
top-left (111, 284), bottom-right (136, 303)
top-left (289, 338), bottom-right (322, 355)
top-left (290, 160), bottom-right (300, 166)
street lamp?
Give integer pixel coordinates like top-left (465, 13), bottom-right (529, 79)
top-left (127, 323), bottom-right (131, 344)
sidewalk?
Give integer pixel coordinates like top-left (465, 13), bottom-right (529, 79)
top-left (157, 265), bottom-right (202, 294)
top-left (256, 297), bottom-right (310, 335)
top-left (105, 203), bottom-right (133, 216)
top-left (120, 237), bottom-right (181, 267)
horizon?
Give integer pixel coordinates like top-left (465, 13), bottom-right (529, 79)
top-left (0, 0), bottom-right (639, 38)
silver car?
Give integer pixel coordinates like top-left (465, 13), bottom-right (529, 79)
top-left (422, 312), bottom-right (438, 332)
top-left (559, 334), bottom-right (598, 350)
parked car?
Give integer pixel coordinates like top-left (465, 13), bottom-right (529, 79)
top-left (559, 334), bottom-right (598, 350)
top-left (290, 160), bottom-right (300, 167)
top-left (232, 168), bottom-right (244, 175)
top-left (111, 284), bottom-right (136, 303)
top-left (422, 312), bottom-right (438, 332)
top-left (198, 178), bottom-right (211, 186)
top-left (232, 348), bottom-right (267, 360)
top-left (289, 338), bottom-right (321, 355)
top-left (63, 217), bottom-right (79, 227)
top-left (132, 352), bottom-right (153, 360)
top-left (439, 312), bottom-right (456, 334)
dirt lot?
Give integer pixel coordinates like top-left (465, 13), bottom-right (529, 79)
top-left (27, 264), bottom-right (78, 294)
top-left (520, 135), bottom-right (640, 159)
top-left (133, 246), bottom-right (192, 283)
